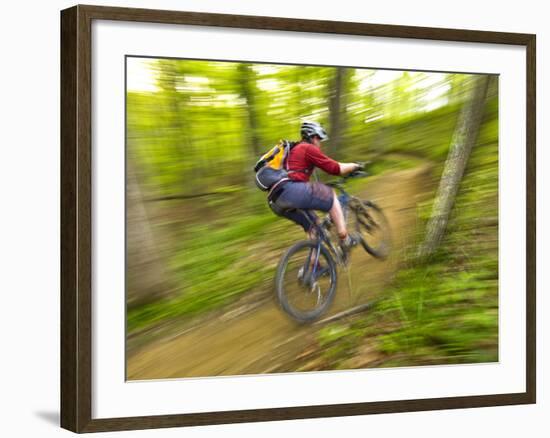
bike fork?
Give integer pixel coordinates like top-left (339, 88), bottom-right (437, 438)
top-left (303, 241), bottom-right (322, 286)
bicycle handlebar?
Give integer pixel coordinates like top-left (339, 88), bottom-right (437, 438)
top-left (326, 168), bottom-right (370, 188)
top-left (347, 170), bottom-right (369, 178)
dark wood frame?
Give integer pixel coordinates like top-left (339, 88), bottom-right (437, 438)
top-left (61, 4), bottom-right (536, 433)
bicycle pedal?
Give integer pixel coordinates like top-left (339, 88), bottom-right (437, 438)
top-left (340, 234), bottom-right (358, 251)
top-left (316, 266), bottom-right (330, 278)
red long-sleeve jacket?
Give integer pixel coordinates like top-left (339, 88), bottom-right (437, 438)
top-left (286, 142), bottom-right (340, 182)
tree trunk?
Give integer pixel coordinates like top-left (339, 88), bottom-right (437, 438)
top-left (417, 75), bottom-right (491, 259)
top-left (126, 153), bottom-right (174, 308)
top-left (237, 63), bottom-right (262, 157)
top-left (156, 60), bottom-right (201, 190)
top-left (328, 67), bottom-right (349, 157)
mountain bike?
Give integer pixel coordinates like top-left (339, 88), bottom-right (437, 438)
top-left (274, 170), bottom-right (391, 323)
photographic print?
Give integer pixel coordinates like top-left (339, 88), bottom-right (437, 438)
top-left (125, 57), bottom-right (499, 380)
top-left (61, 5), bottom-right (535, 432)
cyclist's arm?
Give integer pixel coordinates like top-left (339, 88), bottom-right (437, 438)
top-left (305, 145), bottom-right (340, 175)
top-left (338, 162), bottom-right (361, 175)
top-left (305, 145), bottom-right (361, 176)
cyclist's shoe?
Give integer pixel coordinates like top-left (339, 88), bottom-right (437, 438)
top-left (339, 232), bottom-right (360, 264)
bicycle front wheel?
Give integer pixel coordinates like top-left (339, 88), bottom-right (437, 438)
top-left (353, 200), bottom-right (392, 260)
top-left (275, 240), bottom-right (337, 323)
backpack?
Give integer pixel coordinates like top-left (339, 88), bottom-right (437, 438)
top-left (253, 140), bottom-right (297, 191)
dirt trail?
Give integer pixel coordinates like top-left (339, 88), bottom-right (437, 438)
top-left (127, 165), bottom-right (434, 380)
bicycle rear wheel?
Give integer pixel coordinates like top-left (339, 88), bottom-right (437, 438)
top-left (275, 240), bottom-right (337, 323)
top-left (353, 200), bottom-right (392, 259)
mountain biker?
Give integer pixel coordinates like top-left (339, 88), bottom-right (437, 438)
top-left (267, 121), bottom-right (363, 250)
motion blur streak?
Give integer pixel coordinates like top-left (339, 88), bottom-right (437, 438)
top-left (125, 58), bottom-right (498, 379)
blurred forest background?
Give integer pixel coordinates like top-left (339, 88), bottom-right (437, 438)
top-left (126, 57), bottom-right (499, 378)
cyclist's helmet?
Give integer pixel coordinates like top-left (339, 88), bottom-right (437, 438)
top-left (300, 121), bottom-right (328, 142)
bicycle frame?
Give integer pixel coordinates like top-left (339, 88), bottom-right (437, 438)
top-left (300, 195), bottom-right (350, 283)
top-left (276, 170), bottom-right (392, 323)
top-left (297, 172), bottom-right (369, 284)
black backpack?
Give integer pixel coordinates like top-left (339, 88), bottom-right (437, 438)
top-left (253, 140), bottom-right (298, 191)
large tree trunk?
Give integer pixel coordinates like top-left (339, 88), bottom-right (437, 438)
top-left (328, 67), bottom-right (349, 157)
top-left (126, 153), bottom-right (173, 308)
top-left (417, 75), bottom-right (491, 259)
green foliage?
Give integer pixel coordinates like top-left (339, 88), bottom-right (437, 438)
top-left (127, 57), bottom-right (499, 371)
top-left (375, 256), bottom-right (498, 365)
top-left (310, 92), bottom-right (499, 368)
top-left (128, 209), bottom-right (286, 332)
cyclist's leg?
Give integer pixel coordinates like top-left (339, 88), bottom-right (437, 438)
top-left (273, 181), bottom-right (340, 240)
top-left (271, 182), bottom-right (317, 235)
top-left (307, 182), bottom-right (348, 240)
top-left (279, 208), bottom-right (314, 234)
top-left (272, 184), bottom-right (329, 273)
top-left (329, 193), bottom-right (348, 240)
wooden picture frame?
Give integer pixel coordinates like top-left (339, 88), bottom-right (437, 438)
top-left (60, 4), bottom-right (536, 433)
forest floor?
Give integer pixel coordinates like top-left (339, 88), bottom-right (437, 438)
top-left (126, 163), bottom-right (435, 380)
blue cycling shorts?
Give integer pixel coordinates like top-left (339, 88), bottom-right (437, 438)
top-left (269, 181), bottom-right (334, 231)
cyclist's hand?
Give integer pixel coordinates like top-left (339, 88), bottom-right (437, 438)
top-left (347, 162), bottom-right (370, 178)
